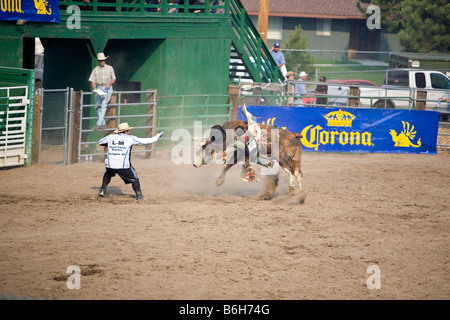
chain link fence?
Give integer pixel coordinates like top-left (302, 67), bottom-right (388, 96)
top-left (39, 88), bottom-right (72, 165)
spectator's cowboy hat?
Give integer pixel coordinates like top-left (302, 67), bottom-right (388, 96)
top-left (96, 52), bottom-right (109, 61)
top-left (114, 122), bottom-right (133, 133)
top-left (286, 71), bottom-right (296, 77)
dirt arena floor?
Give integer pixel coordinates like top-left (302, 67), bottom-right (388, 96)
top-left (0, 149), bottom-right (449, 300)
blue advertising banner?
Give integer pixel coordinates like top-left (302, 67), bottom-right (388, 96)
top-left (238, 105), bottom-right (440, 154)
top-left (0, 0), bottom-right (60, 23)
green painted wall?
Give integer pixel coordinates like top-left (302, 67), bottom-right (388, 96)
top-left (36, 36), bottom-right (230, 97)
top-left (0, 38), bottom-right (23, 68)
top-left (157, 38), bottom-right (231, 96)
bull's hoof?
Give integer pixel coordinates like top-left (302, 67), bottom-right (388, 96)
top-left (215, 177), bottom-right (225, 186)
top-left (297, 191), bottom-right (307, 204)
top-left (257, 192), bottom-right (273, 200)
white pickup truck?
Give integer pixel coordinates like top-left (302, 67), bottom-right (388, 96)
top-left (326, 69), bottom-right (450, 116)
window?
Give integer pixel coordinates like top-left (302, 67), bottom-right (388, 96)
top-left (250, 16), bottom-right (282, 40)
top-left (430, 73), bottom-right (450, 89)
top-left (317, 19), bottom-right (331, 36)
top-left (415, 73), bottom-right (426, 89)
top-left (386, 71), bottom-right (409, 86)
top-left (267, 16), bottom-right (282, 40)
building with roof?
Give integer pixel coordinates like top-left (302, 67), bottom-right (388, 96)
top-left (240, 0), bottom-right (402, 53)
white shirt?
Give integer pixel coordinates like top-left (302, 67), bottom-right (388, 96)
top-left (99, 133), bottom-right (159, 169)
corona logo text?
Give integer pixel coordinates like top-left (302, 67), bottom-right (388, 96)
top-left (301, 110), bottom-right (372, 150)
top-left (262, 117), bottom-right (286, 130)
top-left (324, 109), bottom-right (356, 127)
top-left (301, 125), bottom-right (373, 150)
top-left (1, 0), bottom-right (23, 13)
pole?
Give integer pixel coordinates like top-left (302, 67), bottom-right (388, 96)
top-left (258, 0), bottom-right (269, 44)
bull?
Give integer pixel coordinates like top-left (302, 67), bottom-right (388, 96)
top-left (193, 119), bottom-right (306, 203)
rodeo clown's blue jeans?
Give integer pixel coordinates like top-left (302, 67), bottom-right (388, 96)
top-left (95, 85), bottom-right (113, 127)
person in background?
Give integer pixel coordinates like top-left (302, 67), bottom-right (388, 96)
top-left (89, 52), bottom-right (116, 131)
top-left (98, 122), bottom-right (164, 200)
top-left (286, 71), bottom-right (296, 80)
top-left (270, 42), bottom-right (287, 77)
top-left (314, 75), bottom-right (328, 107)
top-left (286, 71), bottom-right (296, 104)
top-left (294, 71), bottom-right (308, 105)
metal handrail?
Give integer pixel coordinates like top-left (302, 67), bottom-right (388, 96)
top-left (58, 0), bottom-right (227, 16)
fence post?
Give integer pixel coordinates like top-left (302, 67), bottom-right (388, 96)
top-left (107, 94), bottom-right (117, 131)
top-left (31, 93), bottom-right (42, 165)
top-left (229, 84), bottom-right (239, 120)
top-left (348, 86), bottom-right (360, 107)
top-left (145, 89), bottom-right (157, 159)
top-left (70, 91), bottom-right (81, 164)
top-left (416, 91), bottom-right (427, 110)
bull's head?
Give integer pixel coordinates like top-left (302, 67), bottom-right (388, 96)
top-left (192, 125), bottom-right (226, 168)
top-left (192, 137), bottom-right (209, 167)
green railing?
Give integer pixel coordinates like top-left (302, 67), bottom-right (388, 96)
top-left (0, 67), bottom-right (35, 166)
top-left (157, 94), bottom-right (232, 149)
top-left (59, 0), bottom-right (229, 16)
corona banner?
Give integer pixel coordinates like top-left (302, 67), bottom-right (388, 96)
top-left (0, 0), bottom-right (59, 23)
top-left (238, 105), bottom-right (440, 154)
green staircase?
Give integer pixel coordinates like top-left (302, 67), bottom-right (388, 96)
top-left (229, 0), bottom-right (284, 83)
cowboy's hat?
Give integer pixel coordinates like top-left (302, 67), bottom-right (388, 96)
top-left (96, 52), bottom-right (109, 61)
top-left (114, 122), bottom-right (133, 133)
top-left (286, 71), bottom-right (295, 77)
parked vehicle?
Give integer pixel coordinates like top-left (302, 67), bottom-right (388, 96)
top-left (326, 69), bottom-right (450, 116)
top-left (328, 79), bottom-right (378, 86)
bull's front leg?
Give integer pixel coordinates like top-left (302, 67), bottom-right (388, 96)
top-left (282, 168), bottom-right (296, 197)
top-left (216, 164), bottom-right (234, 186)
top-left (295, 170), bottom-right (306, 204)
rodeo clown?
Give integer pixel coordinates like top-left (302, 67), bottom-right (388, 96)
top-left (98, 122), bottom-right (164, 200)
top-left (215, 105), bottom-right (272, 183)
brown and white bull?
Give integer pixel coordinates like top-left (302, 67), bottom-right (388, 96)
top-left (193, 120), bottom-right (306, 203)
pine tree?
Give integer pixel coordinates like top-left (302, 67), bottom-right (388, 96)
top-left (399, 0), bottom-right (450, 53)
top-left (283, 25), bottom-right (315, 76)
top-left (357, 0), bottom-right (450, 53)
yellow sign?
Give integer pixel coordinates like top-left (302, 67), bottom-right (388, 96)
top-left (34, 0), bottom-right (51, 15)
top-left (1, 0), bottom-right (23, 13)
top-left (300, 110), bottom-right (372, 150)
top-left (390, 121), bottom-right (421, 147)
top-left (324, 109), bottom-right (356, 127)
top-left (262, 117), bottom-right (286, 130)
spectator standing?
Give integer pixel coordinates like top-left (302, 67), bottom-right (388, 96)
top-left (89, 52), bottom-right (116, 131)
top-left (270, 42), bottom-right (287, 77)
top-left (315, 75), bottom-right (328, 107)
top-left (295, 71), bottom-right (308, 105)
top-left (286, 71), bottom-right (296, 80)
top-left (286, 71), bottom-right (296, 104)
